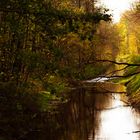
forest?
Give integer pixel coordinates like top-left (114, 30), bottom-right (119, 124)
top-left (0, 0), bottom-right (140, 140)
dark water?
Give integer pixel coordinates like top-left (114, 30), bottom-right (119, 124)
top-left (16, 83), bottom-right (140, 140)
top-left (43, 86), bottom-right (140, 140)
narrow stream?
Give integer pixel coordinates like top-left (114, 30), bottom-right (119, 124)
top-left (24, 83), bottom-right (140, 140)
top-left (44, 84), bottom-right (140, 140)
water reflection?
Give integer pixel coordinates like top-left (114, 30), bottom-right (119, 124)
top-left (43, 86), bottom-right (140, 140)
top-left (95, 94), bottom-right (140, 140)
top-left (22, 85), bottom-right (140, 140)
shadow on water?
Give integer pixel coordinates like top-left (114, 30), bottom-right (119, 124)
top-left (15, 83), bottom-right (140, 140)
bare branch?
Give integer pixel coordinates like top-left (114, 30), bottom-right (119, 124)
top-left (99, 71), bottom-right (140, 79)
top-left (106, 65), bottom-right (129, 76)
top-left (93, 59), bottom-right (140, 66)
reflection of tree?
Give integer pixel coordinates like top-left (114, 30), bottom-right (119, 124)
top-left (43, 87), bottom-right (115, 140)
top-left (60, 88), bottom-right (95, 140)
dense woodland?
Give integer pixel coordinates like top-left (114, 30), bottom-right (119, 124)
top-left (116, 1), bottom-right (140, 106)
top-left (0, 0), bottom-right (140, 140)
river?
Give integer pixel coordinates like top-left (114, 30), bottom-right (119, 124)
top-left (42, 82), bottom-right (140, 140)
top-left (20, 82), bottom-right (140, 140)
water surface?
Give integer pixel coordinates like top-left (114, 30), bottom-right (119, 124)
top-left (44, 86), bottom-right (140, 140)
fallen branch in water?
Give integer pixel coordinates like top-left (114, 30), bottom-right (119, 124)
top-left (126, 130), bottom-right (140, 134)
top-left (131, 131), bottom-right (140, 133)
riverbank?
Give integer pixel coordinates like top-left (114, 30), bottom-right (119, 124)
top-left (127, 91), bottom-right (140, 109)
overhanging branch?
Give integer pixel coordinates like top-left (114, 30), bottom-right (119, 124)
top-left (88, 59), bottom-right (140, 78)
top-left (93, 59), bottom-right (140, 66)
top-left (101, 71), bottom-right (140, 78)
top-left (106, 65), bottom-right (129, 76)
